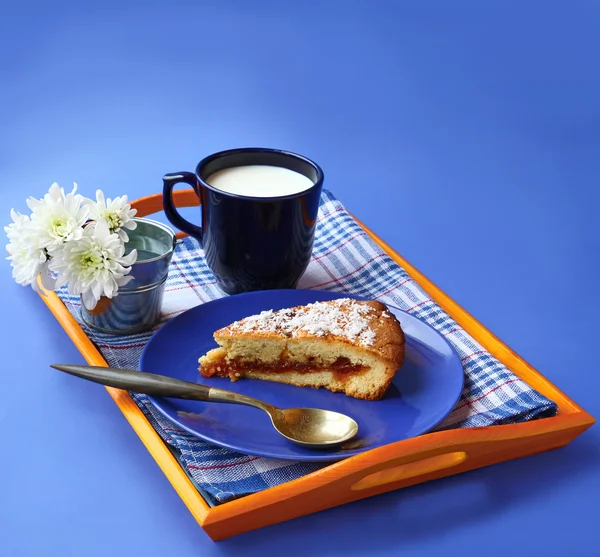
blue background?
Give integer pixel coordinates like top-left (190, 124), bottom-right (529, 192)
top-left (1, 1), bottom-right (598, 555)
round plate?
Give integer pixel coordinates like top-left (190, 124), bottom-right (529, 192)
top-left (139, 289), bottom-right (464, 462)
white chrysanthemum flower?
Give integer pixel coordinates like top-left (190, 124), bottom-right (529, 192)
top-left (50, 220), bottom-right (138, 310)
top-left (27, 182), bottom-right (89, 253)
top-left (86, 190), bottom-right (137, 242)
top-left (5, 209), bottom-right (55, 292)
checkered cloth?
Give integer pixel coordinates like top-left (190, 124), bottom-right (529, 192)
top-left (56, 190), bottom-right (557, 504)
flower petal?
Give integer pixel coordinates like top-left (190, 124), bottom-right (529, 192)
top-left (121, 248), bottom-right (138, 266)
top-left (81, 289), bottom-right (98, 310)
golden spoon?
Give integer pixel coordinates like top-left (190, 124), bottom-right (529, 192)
top-left (50, 364), bottom-right (358, 449)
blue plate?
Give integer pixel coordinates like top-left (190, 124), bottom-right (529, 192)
top-left (139, 289), bottom-right (464, 462)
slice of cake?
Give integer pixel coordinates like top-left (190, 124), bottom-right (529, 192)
top-left (198, 298), bottom-right (405, 400)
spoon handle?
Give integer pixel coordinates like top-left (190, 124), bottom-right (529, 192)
top-left (51, 364), bottom-right (212, 401)
top-left (51, 364), bottom-right (277, 416)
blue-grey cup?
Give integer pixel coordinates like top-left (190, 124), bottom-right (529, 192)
top-left (162, 148), bottom-right (324, 294)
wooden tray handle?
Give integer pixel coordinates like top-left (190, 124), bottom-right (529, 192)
top-left (339, 431), bottom-right (483, 493)
top-left (204, 413), bottom-right (590, 540)
top-left (350, 449), bottom-right (468, 491)
top-left (131, 189), bottom-right (199, 239)
top-left (316, 414), bottom-right (586, 495)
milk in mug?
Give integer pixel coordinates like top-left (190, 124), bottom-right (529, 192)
top-left (206, 165), bottom-right (314, 198)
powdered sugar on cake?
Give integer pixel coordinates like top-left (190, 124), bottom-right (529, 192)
top-left (227, 298), bottom-right (382, 346)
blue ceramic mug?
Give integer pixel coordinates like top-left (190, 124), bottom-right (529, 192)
top-left (162, 148), bottom-right (324, 294)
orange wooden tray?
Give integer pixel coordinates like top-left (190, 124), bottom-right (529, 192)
top-left (38, 190), bottom-right (595, 541)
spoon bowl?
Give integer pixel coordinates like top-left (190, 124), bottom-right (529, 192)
top-left (50, 364), bottom-right (359, 449)
top-left (272, 408), bottom-right (359, 447)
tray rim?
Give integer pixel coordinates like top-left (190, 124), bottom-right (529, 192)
top-left (38, 189), bottom-right (595, 541)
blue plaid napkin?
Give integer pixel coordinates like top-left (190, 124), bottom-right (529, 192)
top-left (56, 190), bottom-right (557, 504)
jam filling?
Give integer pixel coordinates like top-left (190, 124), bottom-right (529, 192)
top-left (201, 356), bottom-right (367, 381)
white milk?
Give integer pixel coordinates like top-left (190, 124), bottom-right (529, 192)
top-left (206, 165), bottom-right (314, 197)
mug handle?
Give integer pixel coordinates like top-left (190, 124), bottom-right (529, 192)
top-left (162, 172), bottom-right (203, 241)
